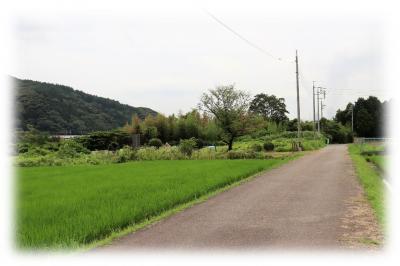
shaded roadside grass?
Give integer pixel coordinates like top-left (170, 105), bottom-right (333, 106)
top-left (367, 155), bottom-right (386, 172)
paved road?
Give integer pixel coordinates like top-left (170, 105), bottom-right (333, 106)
top-left (101, 145), bottom-right (365, 250)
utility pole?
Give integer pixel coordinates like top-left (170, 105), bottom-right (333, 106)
top-left (317, 87), bottom-right (320, 133)
top-left (320, 90), bottom-right (326, 131)
top-left (295, 50), bottom-right (301, 140)
top-left (321, 90), bottom-right (326, 119)
top-left (312, 81), bottom-right (316, 135)
top-left (351, 104), bottom-right (354, 133)
top-left (316, 86), bottom-right (326, 133)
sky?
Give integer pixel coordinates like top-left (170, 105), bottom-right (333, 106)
top-left (10, 1), bottom-right (388, 120)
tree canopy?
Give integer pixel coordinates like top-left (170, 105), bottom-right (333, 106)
top-left (249, 93), bottom-right (289, 123)
top-left (335, 96), bottom-right (386, 137)
top-left (199, 85), bottom-right (251, 150)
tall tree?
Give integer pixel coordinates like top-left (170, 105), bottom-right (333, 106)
top-left (335, 103), bottom-right (353, 127)
top-left (354, 96), bottom-right (382, 137)
top-left (199, 85), bottom-right (250, 150)
top-left (249, 93), bottom-right (289, 123)
top-left (336, 96), bottom-right (383, 137)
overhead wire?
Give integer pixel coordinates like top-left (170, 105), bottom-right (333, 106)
top-left (203, 9), bottom-right (294, 63)
top-left (202, 9), bottom-right (384, 116)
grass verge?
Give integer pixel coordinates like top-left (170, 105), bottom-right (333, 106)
top-left (17, 154), bottom-right (303, 250)
top-left (348, 144), bottom-right (385, 225)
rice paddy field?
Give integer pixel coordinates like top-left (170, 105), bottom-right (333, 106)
top-left (16, 158), bottom-right (297, 249)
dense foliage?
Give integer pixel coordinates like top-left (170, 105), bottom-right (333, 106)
top-left (335, 96), bottom-right (388, 137)
top-left (199, 85), bottom-right (252, 150)
top-left (15, 126), bottom-right (321, 167)
top-left (249, 93), bottom-right (289, 123)
top-left (319, 118), bottom-right (353, 144)
top-left (122, 111), bottom-right (221, 146)
top-left (77, 130), bottom-right (133, 151)
top-left (13, 77), bottom-right (157, 134)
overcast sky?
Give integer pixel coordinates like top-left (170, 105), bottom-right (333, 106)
top-left (10, 2), bottom-right (387, 120)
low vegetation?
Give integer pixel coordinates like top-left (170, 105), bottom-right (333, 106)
top-left (367, 155), bottom-right (386, 172)
top-left (15, 128), bottom-right (325, 167)
top-left (17, 158), bottom-right (299, 249)
top-left (348, 144), bottom-right (385, 224)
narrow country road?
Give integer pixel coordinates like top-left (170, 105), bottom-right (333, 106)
top-left (100, 145), bottom-right (379, 250)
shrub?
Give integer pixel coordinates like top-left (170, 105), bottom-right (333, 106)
top-left (77, 130), bottom-right (132, 151)
top-left (168, 140), bottom-right (179, 146)
top-left (17, 125), bottom-right (50, 145)
top-left (192, 148), bottom-right (216, 160)
top-left (263, 142), bottom-right (275, 151)
top-left (58, 140), bottom-right (90, 158)
top-left (194, 138), bottom-right (205, 149)
top-left (216, 140), bottom-right (226, 146)
top-left (250, 128), bottom-right (268, 139)
top-left (136, 146), bottom-right (187, 160)
top-left (115, 146), bottom-right (137, 163)
top-left (272, 138), bottom-right (292, 152)
top-left (227, 150), bottom-right (258, 159)
top-left (17, 143), bottom-right (30, 154)
top-left (227, 150), bottom-right (246, 159)
top-left (16, 154), bottom-right (65, 167)
top-left (25, 146), bottom-right (52, 156)
top-left (108, 141), bottom-right (119, 151)
top-left (320, 120), bottom-right (353, 144)
top-left (301, 139), bottom-right (326, 151)
top-left (148, 138), bottom-right (163, 148)
top-left (179, 138), bottom-right (197, 157)
top-left (250, 143), bottom-right (263, 152)
top-left (156, 146), bottom-right (186, 160)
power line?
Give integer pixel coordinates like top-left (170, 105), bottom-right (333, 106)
top-left (203, 9), bottom-right (293, 63)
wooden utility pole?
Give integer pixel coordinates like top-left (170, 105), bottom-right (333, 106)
top-left (312, 81), bottom-right (316, 135)
top-left (316, 86), bottom-right (326, 133)
top-left (317, 87), bottom-right (320, 133)
top-left (295, 50), bottom-right (301, 140)
top-left (351, 105), bottom-right (354, 133)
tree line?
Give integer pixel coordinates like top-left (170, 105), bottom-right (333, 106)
top-left (121, 85), bottom-right (292, 150)
top-left (122, 85), bottom-right (388, 149)
top-left (335, 96), bottom-right (389, 138)
top-left (16, 76), bottom-right (387, 150)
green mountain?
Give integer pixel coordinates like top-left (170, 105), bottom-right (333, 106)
top-left (13, 77), bottom-right (158, 134)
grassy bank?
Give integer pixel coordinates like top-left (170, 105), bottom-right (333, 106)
top-left (367, 155), bottom-right (387, 172)
top-left (16, 157), bottom-right (299, 249)
top-left (348, 144), bottom-right (385, 224)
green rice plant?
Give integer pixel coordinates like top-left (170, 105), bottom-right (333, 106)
top-left (16, 159), bottom-right (297, 249)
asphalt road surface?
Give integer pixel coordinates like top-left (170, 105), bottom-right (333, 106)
top-left (101, 144), bottom-right (372, 250)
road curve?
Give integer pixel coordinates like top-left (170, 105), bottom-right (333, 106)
top-left (100, 145), bottom-right (370, 250)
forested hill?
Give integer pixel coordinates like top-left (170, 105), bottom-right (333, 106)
top-left (13, 77), bottom-right (158, 134)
